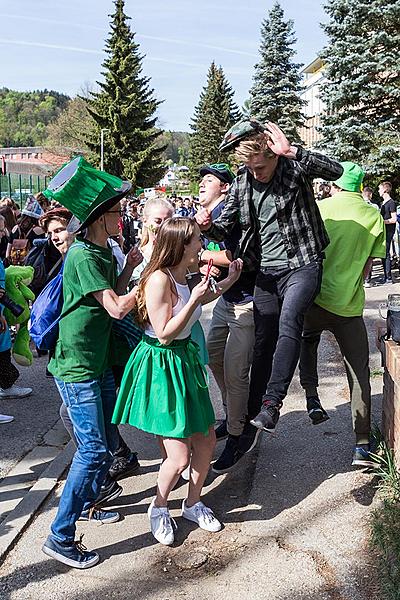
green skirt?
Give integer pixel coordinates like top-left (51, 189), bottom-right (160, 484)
top-left (112, 335), bottom-right (215, 438)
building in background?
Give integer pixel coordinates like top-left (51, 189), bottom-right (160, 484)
top-left (0, 146), bottom-right (69, 206)
top-left (299, 58), bottom-right (327, 150)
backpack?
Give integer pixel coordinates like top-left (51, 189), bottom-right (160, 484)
top-left (24, 239), bottom-right (62, 296)
top-left (29, 242), bottom-right (85, 351)
top-left (29, 265), bottom-right (64, 350)
top-left (8, 226), bottom-right (34, 266)
top-left (9, 238), bottom-right (31, 266)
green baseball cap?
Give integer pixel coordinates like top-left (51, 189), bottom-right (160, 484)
top-left (334, 162), bottom-right (364, 192)
top-left (219, 118), bottom-right (266, 152)
top-left (43, 156), bottom-right (131, 232)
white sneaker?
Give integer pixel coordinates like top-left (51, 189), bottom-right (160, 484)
top-left (0, 414), bottom-right (14, 424)
top-left (147, 498), bottom-right (175, 545)
top-left (181, 500), bottom-right (222, 532)
top-left (181, 464), bottom-right (191, 481)
top-left (0, 385), bottom-right (32, 399)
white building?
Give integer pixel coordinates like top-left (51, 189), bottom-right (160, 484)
top-left (299, 58), bottom-right (327, 149)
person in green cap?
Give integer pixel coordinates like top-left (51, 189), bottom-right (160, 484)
top-left (41, 157), bottom-right (143, 569)
top-left (299, 161), bottom-right (386, 467)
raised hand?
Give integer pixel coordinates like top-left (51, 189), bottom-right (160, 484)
top-left (126, 245), bottom-right (144, 268)
top-left (264, 122), bottom-right (297, 158)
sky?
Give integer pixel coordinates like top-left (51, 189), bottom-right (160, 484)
top-left (0, 1), bottom-right (328, 131)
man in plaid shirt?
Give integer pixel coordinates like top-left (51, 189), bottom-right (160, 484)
top-left (196, 120), bottom-right (343, 453)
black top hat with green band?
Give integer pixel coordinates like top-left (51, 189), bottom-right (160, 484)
top-left (219, 118), bottom-right (266, 153)
top-left (42, 156), bottom-right (131, 232)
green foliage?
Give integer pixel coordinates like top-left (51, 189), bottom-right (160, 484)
top-left (318, 0), bottom-right (400, 186)
top-left (371, 500), bottom-right (400, 600)
top-left (370, 430), bottom-right (400, 599)
top-left (189, 61), bottom-right (240, 182)
top-left (158, 131), bottom-right (190, 165)
top-left (0, 88), bottom-right (69, 147)
top-left (248, 1), bottom-right (305, 143)
top-left (84, 0), bottom-right (166, 187)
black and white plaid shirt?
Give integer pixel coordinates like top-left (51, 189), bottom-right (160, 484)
top-left (206, 147), bottom-right (343, 271)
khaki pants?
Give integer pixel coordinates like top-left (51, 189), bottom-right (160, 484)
top-left (207, 297), bottom-right (254, 436)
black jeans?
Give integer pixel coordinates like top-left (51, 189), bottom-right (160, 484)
top-left (299, 303), bottom-right (371, 445)
top-left (248, 260), bottom-right (322, 419)
top-left (382, 227), bottom-right (395, 280)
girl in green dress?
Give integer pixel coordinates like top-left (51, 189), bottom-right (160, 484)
top-left (112, 217), bottom-right (242, 545)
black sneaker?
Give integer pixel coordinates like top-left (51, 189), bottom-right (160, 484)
top-left (95, 477), bottom-right (122, 506)
top-left (306, 396), bottom-right (330, 425)
top-left (250, 400), bottom-right (281, 432)
top-left (42, 534), bottom-right (99, 569)
top-left (215, 420), bottom-right (228, 441)
top-left (212, 435), bottom-right (241, 474)
top-left (351, 445), bottom-right (378, 468)
top-left (109, 451), bottom-right (140, 481)
top-left (237, 421), bottom-right (261, 454)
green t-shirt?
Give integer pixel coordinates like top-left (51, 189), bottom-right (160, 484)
top-left (252, 179), bottom-right (288, 268)
top-left (48, 238), bottom-right (117, 382)
top-left (316, 191), bottom-right (386, 317)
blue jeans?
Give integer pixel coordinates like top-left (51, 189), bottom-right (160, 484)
top-left (50, 369), bottom-right (119, 544)
top-left (248, 260), bottom-right (322, 418)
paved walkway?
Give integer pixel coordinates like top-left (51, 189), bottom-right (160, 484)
top-left (0, 279), bottom-right (395, 600)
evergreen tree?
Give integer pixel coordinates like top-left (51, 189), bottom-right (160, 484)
top-left (85, 0), bottom-right (165, 187)
top-left (189, 62), bottom-right (240, 181)
top-left (249, 2), bottom-right (305, 143)
top-left (318, 0), bottom-right (400, 182)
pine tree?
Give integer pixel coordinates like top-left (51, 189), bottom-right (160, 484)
top-left (84, 0), bottom-right (165, 187)
top-left (318, 0), bottom-right (400, 182)
top-left (249, 2), bottom-right (305, 143)
top-left (189, 62), bottom-right (241, 181)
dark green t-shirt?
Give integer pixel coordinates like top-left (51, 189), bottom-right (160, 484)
top-left (48, 238), bottom-right (117, 382)
top-left (252, 179), bottom-right (288, 268)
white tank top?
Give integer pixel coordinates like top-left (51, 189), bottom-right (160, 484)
top-left (144, 270), bottom-right (202, 340)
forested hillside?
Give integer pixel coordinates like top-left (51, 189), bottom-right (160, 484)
top-left (0, 88), bottom-right (70, 147)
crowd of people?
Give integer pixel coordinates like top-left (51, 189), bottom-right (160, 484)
top-left (0, 118), bottom-right (396, 570)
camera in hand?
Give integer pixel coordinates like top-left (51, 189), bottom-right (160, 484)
top-left (0, 290), bottom-right (24, 318)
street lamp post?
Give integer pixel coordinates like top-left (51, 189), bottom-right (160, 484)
top-left (100, 128), bottom-right (110, 171)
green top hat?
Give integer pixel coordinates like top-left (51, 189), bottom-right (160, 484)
top-left (42, 156), bottom-right (131, 232)
top-left (334, 162), bottom-right (364, 193)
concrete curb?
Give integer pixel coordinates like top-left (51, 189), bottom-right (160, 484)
top-left (0, 440), bottom-right (74, 566)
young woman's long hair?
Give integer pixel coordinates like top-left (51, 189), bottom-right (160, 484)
top-left (140, 197), bottom-right (174, 248)
top-left (134, 217), bottom-right (196, 326)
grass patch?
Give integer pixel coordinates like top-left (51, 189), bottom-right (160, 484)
top-left (371, 367), bottom-right (384, 378)
top-left (370, 428), bottom-right (400, 599)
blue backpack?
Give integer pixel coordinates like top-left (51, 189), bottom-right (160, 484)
top-left (29, 243), bottom-right (85, 351)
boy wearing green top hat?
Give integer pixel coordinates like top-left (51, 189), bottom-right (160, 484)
top-left (41, 157), bottom-right (142, 569)
top-left (299, 161), bottom-right (386, 467)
